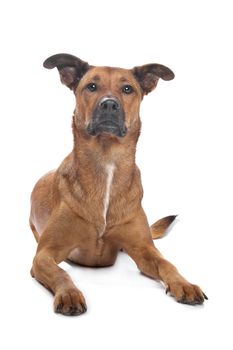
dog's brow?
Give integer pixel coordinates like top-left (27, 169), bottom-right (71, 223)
top-left (119, 77), bottom-right (129, 83)
top-left (90, 75), bottom-right (101, 82)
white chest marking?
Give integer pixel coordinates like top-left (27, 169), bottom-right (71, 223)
top-left (102, 163), bottom-right (115, 225)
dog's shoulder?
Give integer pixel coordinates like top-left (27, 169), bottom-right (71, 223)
top-left (57, 153), bottom-right (74, 178)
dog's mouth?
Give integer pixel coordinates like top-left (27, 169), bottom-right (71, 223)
top-left (86, 97), bottom-right (128, 138)
top-left (87, 120), bottom-right (127, 137)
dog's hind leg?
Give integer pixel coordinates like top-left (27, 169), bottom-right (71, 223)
top-left (29, 220), bottom-right (40, 243)
top-left (29, 221), bottom-right (40, 278)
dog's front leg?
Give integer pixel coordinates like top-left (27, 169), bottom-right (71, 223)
top-left (118, 209), bottom-right (207, 305)
top-left (31, 205), bottom-right (87, 316)
top-left (33, 249), bottom-right (87, 316)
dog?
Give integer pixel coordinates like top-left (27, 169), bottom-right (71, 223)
top-left (29, 53), bottom-right (207, 316)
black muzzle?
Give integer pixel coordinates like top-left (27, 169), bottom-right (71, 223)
top-left (87, 97), bottom-right (127, 137)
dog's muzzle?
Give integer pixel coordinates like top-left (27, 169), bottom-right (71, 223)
top-left (87, 97), bottom-right (127, 137)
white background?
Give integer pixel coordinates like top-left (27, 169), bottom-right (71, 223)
top-left (0, 0), bottom-right (232, 349)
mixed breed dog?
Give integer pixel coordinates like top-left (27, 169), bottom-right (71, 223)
top-left (29, 53), bottom-right (207, 316)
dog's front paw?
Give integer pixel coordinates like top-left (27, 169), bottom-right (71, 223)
top-left (166, 281), bottom-right (208, 305)
top-left (54, 288), bottom-right (87, 316)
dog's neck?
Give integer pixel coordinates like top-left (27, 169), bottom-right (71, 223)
top-left (73, 131), bottom-right (136, 173)
top-left (70, 118), bottom-right (140, 191)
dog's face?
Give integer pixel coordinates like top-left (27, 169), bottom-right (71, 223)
top-left (44, 54), bottom-right (174, 139)
top-left (76, 66), bottom-right (143, 138)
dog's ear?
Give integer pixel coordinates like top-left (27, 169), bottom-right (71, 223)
top-left (132, 64), bottom-right (174, 95)
top-left (43, 53), bottom-right (90, 90)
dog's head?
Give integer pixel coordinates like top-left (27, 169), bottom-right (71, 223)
top-left (44, 53), bottom-right (174, 139)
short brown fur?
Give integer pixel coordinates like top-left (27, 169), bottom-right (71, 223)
top-left (30, 54), bottom-right (207, 316)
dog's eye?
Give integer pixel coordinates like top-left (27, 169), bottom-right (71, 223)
top-left (122, 85), bottom-right (134, 94)
top-left (86, 83), bottom-right (97, 92)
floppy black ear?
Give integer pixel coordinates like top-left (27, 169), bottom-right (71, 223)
top-left (43, 53), bottom-right (90, 90)
top-left (132, 63), bottom-right (175, 95)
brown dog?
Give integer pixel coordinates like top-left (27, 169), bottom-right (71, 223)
top-left (29, 54), bottom-right (207, 316)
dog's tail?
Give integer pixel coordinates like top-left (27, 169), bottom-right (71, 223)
top-left (150, 215), bottom-right (177, 239)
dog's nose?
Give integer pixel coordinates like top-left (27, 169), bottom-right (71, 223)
top-left (100, 99), bottom-right (119, 112)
